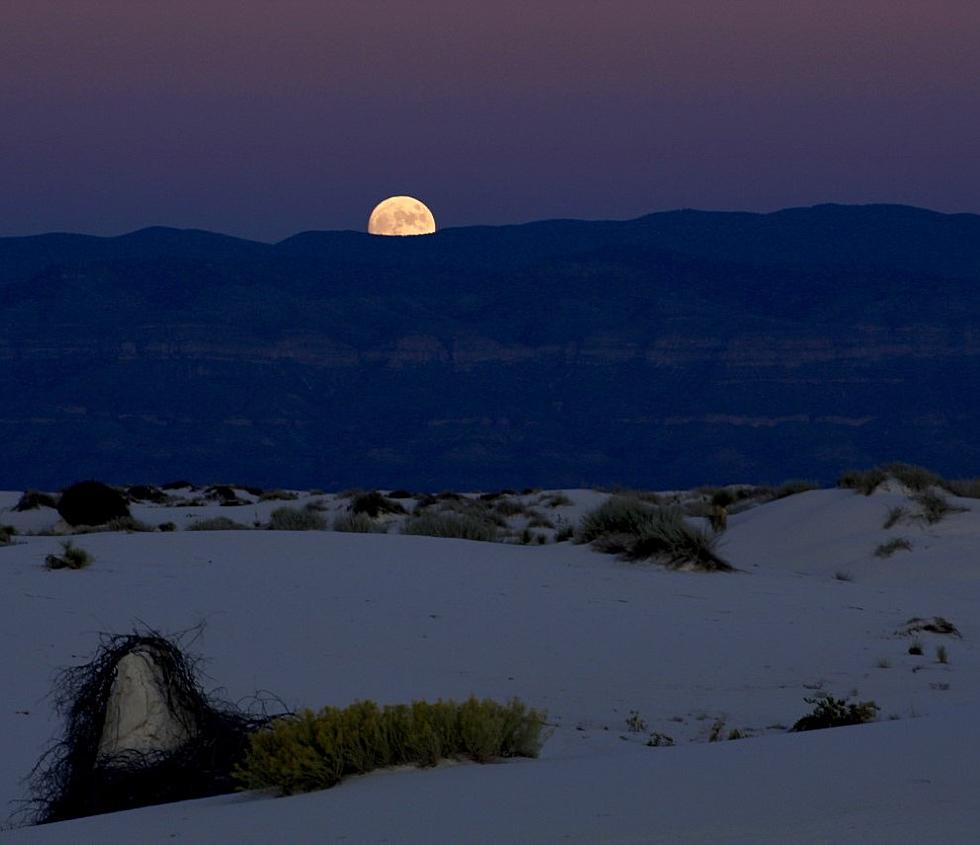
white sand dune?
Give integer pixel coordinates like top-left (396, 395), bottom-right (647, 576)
top-left (1, 487), bottom-right (978, 842)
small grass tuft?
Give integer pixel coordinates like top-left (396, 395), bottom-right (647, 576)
top-left (911, 490), bottom-right (966, 525)
top-left (188, 516), bottom-right (249, 531)
top-left (791, 694), bottom-right (878, 732)
top-left (332, 513), bottom-right (386, 534)
top-left (45, 541), bottom-right (94, 570)
top-left (403, 512), bottom-right (498, 542)
top-left (883, 506), bottom-right (907, 529)
top-left (874, 537), bottom-right (912, 558)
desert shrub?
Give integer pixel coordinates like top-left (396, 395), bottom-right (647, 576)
top-left (903, 616), bottom-right (961, 637)
top-left (204, 485), bottom-right (241, 504)
top-left (911, 490), bottom-right (965, 524)
top-left (646, 732), bottom-right (674, 747)
top-left (555, 524), bottom-right (574, 543)
top-left (387, 489), bottom-right (414, 499)
top-left (710, 489), bottom-right (736, 508)
top-left (944, 478), bottom-right (980, 499)
top-left (188, 517), bottom-right (249, 531)
top-left (236, 697), bottom-right (546, 796)
top-left (258, 490), bottom-right (299, 502)
top-left (576, 496), bottom-right (659, 544)
top-left (492, 497), bottom-right (527, 518)
top-left (579, 498), bottom-right (731, 571)
top-left (1, 524), bottom-right (16, 545)
top-left (304, 499), bottom-right (330, 512)
top-left (268, 507), bottom-right (327, 531)
top-left (29, 630), bottom-right (277, 823)
top-left (625, 509), bottom-right (732, 571)
top-left (332, 513), bottom-right (386, 533)
top-left (838, 468), bottom-right (887, 495)
top-left (882, 462), bottom-right (943, 492)
top-left (790, 694), bottom-right (879, 732)
top-left (15, 490), bottom-right (59, 511)
top-left (908, 641), bottom-right (924, 656)
top-left (45, 541), bottom-right (94, 570)
top-left (158, 522), bottom-right (178, 532)
top-left (874, 537), bottom-right (912, 558)
top-left (126, 485), bottom-right (169, 504)
top-left (57, 481), bottom-right (130, 527)
top-left (350, 491), bottom-right (406, 518)
top-left (160, 480), bottom-right (195, 490)
top-left (772, 480), bottom-right (820, 499)
top-left (403, 511), bottom-right (498, 542)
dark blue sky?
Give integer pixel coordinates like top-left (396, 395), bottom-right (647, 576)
top-left (1, 1), bottom-right (978, 240)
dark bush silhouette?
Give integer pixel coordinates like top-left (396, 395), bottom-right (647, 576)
top-left (57, 482), bottom-right (130, 527)
top-left (350, 491), bottom-right (406, 518)
top-left (126, 485), bottom-right (169, 504)
top-left (790, 695), bottom-right (878, 732)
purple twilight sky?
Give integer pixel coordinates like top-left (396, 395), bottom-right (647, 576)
top-left (1, 1), bottom-right (978, 241)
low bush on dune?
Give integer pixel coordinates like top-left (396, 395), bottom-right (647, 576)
top-left (577, 497), bottom-right (732, 571)
top-left (15, 489), bottom-right (59, 511)
top-left (350, 490), bottom-right (406, 518)
top-left (839, 462), bottom-right (943, 496)
top-left (125, 485), bottom-right (170, 504)
top-left (258, 489), bottom-right (299, 502)
top-left (790, 694), bottom-right (878, 732)
top-left (772, 479), bottom-right (820, 499)
top-left (911, 490), bottom-right (966, 524)
top-left (944, 478), bottom-right (980, 499)
top-left (57, 481), bottom-right (130, 527)
top-left (332, 512), bottom-right (386, 533)
top-left (188, 516), bottom-right (249, 531)
top-left (267, 507), bottom-right (327, 531)
top-left (403, 511), bottom-right (498, 541)
top-left (1, 524), bottom-right (16, 545)
top-left (235, 697), bottom-right (547, 796)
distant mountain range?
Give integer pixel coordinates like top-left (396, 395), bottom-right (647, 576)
top-left (2, 204), bottom-right (980, 490)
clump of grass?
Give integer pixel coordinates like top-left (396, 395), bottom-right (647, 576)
top-left (874, 537), bottom-right (912, 558)
top-left (625, 711), bottom-right (648, 733)
top-left (579, 497), bottom-right (731, 571)
top-left (158, 522), bottom-right (178, 532)
top-left (944, 478), bottom-right (980, 499)
top-left (908, 641), bottom-right (924, 656)
top-left (526, 511), bottom-right (555, 529)
top-left (45, 541), bottom-right (94, 570)
top-left (772, 480), bottom-right (820, 499)
top-left (911, 490), bottom-right (965, 525)
top-left (235, 697), bottom-right (546, 796)
top-left (188, 516), bottom-right (249, 531)
top-left (268, 507), bottom-right (327, 531)
top-left (15, 490), bottom-right (59, 511)
top-left (350, 491), bottom-right (406, 518)
top-left (790, 694), bottom-right (879, 732)
top-left (903, 616), bottom-right (961, 637)
top-left (555, 524), bottom-right (574, 543)
top-left (838, 468), bottom-right (888, 495)
top-left (646, 732), bottom-right (674, 747)
top-left (1, 524), bottom-right (17, 545)
top-left (258, 489), bottom-right (299, 502)
top-left (403, 512), bottom-right (498, 542)
top-left (937, 645), bottom-right (949, 664)
top-left (493, 497), bottom-right (528, 517)
top-left (883, 506), bottom-right (907, 529)
top-left (332, 513), bottom-right (386, 533)
top-left (883, 463), bottom-right (943, 492)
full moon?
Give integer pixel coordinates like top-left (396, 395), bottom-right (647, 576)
top-left (368, 196), bottom-right (437, 236)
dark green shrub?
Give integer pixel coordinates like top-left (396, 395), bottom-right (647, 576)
top-left (45, 541), bottom-right (94, 570)
top-left (576, 496), bottom-right (658, 544)
top-left (790, 695), bottom-right (878, 732)
top-left (204, 485), bottom-right (241, 504)
top-left (188, 516), bottom-right (249, 531)
top-left (350, 491), bottom-right (406, 518)
top-left (710, 489), bottom-right (736, 508)
top-left (236, 697), bottom-right (546, 795)
top-left (493, 498), bottom-right (527, 517)
top-left (268, 507), bottom-right (326, 531)
top-left (882, 462), bottom-right (942, 492)
top-left (15, 490), bottom-right (59, 511)
top-left (403, 512), bottom-right (498, 542)
top-left (57, 481), bottom-right (130, 527)
top-left (158, 522), bottom-right (178, 532)
top-left (1, 524), bottom-right (16, 545)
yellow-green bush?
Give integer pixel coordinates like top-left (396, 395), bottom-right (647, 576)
top-left (236, 696), bottom-right (546, 795)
